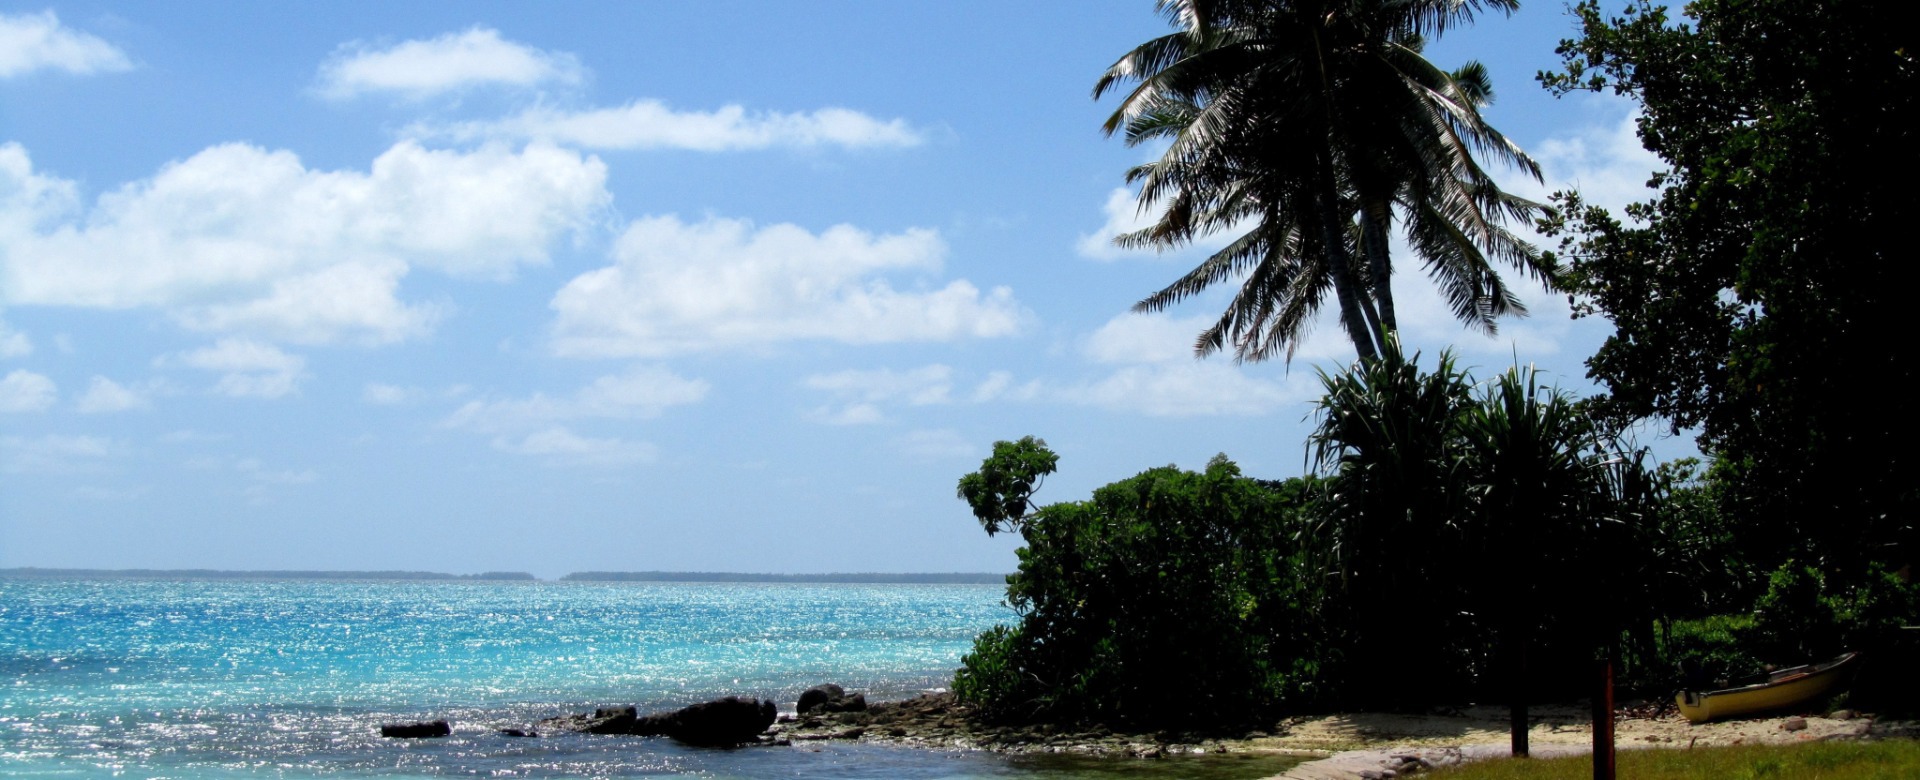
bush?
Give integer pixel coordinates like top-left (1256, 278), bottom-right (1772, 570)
top-left (954, 449), bottom-right (1321, 727)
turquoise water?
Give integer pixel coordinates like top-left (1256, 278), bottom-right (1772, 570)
top-left (0, 579), bottom-right (1302, 779)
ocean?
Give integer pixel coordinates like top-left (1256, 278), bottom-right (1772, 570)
top-left (0, 578), bottom-right (1304, 779)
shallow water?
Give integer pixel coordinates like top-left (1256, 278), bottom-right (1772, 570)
top-left (0, 579), bottom-right (1304, 778)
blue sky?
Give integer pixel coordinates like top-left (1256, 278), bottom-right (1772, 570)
top-left (0, 2), bottom-right (1677, 577)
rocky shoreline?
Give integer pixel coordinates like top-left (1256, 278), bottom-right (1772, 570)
top-left (389, 688), bottom-right (1920, 779)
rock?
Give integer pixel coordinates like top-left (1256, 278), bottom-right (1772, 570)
top-left (542, 706), bottom-right (639, 735)
top-left (498, 728), bottom-right (539, 738)
top-left (1782, 717), bottom-right (1808, 732)
top-left (798, 684), bottom-right (868, 715)
top-left (632, 696), bottom-right (779, 746)
top-left (380, 720), bottom-right (451, 739)
top-left (1831, 709), bottom-right (1857, 720)
top-left (798, 684), bottom-right (845, 714)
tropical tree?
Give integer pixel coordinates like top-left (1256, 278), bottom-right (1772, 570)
top-left (1095, 0), bottom-right (1553, 362)
top-left (1307, 345), bottom-right (1658, 750)
top-left (1540, 0), bottom-right (1920, 584)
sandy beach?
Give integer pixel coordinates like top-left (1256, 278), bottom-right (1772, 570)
top-left (1250, 704), bottom-right (1910, 778)
top-left (777, 693), bottom-right (1916, 779)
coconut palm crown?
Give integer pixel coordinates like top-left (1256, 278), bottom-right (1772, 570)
top-left (1096, 0), bottom-right (1555, 362)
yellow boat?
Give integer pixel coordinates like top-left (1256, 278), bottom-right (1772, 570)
top-left (1676, 652), bottom-right (1859, 723)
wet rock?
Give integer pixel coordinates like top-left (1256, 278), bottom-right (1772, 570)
top-left (380, 720), bottom-right (451, 739)
top-left (542, 706), bottom-right (639, 735)
top-left (631, 696), bottom-right (779, 746)
top-left (798, 683), bottom-right (868, 715)
top-left (798, 684), bottom-right (844, 714)
top-left (498, 728), bottom-right (539, 738)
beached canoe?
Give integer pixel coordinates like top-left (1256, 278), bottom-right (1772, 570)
top-left (1676, 652), bottom-right (1859, 723)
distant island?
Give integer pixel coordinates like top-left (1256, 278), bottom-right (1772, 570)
top-left (559, 571), bottom-right (1008, 584)
top-left (0, 568), bottom-right (1008, 584)
top-left (0, 568), bottom-right (537, 581)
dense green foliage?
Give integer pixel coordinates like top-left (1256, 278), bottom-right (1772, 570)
top-left (955, 351), bottom-right (1660, 724)
top-left (952, 0), bottom-right (1920, 732)
top-left (1096, 0), bottom-right (1550, 361)
top-left (954, 436), bottom-right (1059, 537)
top-left (1540, 0), bottom-right (1920, 582)
top-left (954, 454), bottom-right (1322, 726)
top-left (1308, 347), bottom-right (1659, 709)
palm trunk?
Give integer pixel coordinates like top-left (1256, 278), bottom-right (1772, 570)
top-left (1318, 202), bottom-right (1381, 360)
top-left (1362, 200), bottom-right (1398, 338)
top-left (1310, 154), bottom-right (1382, 360)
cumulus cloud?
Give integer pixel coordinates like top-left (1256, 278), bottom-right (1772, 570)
top-left (0, 140), bottom-right (608, 345)
top-left (0, 317), bottom-right (31, 358)
top-left (551, 216), bottom-right (1026, 358)
top-left (236, 457), bottom-right (319, 486)
top-left (803, 364), bottom-right (970, 425)
top-left (76, 376), bottom-right (149, 413)
top-left (316, 27), bottom-right (582, 100)
top-left (1076, 187), bottom-right (1162, 261)
top-left (1051, 313), bottom-right (1318, 417)
top-left (807, 365), bottom-right (953, 404)
top-left (362, 382), bottom-right (416, 405)
top-left (1076, 184), bottom-right (1247, 262)
top-left (1525, 97), bottom-right (1664, 215)
top-left (0, 368), bottom-right (56, 412)
top-left (160, 339), bottom-right (307, 399)
top-left (492, 426), bottom-right (657, 467)
top-left (894, 428), bottom-right (977, 460)
top-left (1, 433), bottom-right (122, 473)
top-left (414, 100), bottom-right (922, 151)
top-left (445, 365), bottom-right (709, 434)
top-left (0, 10), bottom-right (132, 78)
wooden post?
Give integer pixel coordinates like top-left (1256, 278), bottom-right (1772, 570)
top-left (1510, 639), bottom-right (1529, 757)
top-left (1593, 654), bottom-right (1615, 780)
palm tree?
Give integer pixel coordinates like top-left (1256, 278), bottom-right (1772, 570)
top-left (1095, 0), bottom-right (1552, 362)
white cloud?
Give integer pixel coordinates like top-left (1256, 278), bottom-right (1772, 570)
top-left (0, 11), bottom-right (132, 78)
top-left (806, 365), bottom-right (953, 405)
top-left (76, 376), bottom-right (148, 413)
top-left (807, 403), bottom-right (885, 426)
top-left (1060, 363), bottom-right (1305, 417)
top-left (802, 364), bottom-right (958, 425)
top-left (1526, 97), bottom-right (1663, 215)
top-left (969, 370), bottom-right (1041, 403)
top-left (236, 457), bottom-right (319, 486)
top-left (1050, 313), bottom-right (1317, 417)
top-left (492, 426), bottom-right (657, 467)
top-left (362, 382), bottom-right (416, 405)
top-left (316, 27), bottom-right (582, 100)
top-left (0, 317), bottom-right (30, 358)
top-left (0, 368), bottom-right (56, 412)
top-left (1, 433), bottom-right (122, 473)
top-left (551, 216), bottom-right (1026, 357)
top-left (1087, 310), bottom-right (1350, 366)
top-left (1076, 187), bottom-right (1160, 260)
top-left (445, 365), bottom-right (709, 434)
top-left (1076, 185), bottom-right (1244, 261)
top-left (415, 100), bottom-right (922, 151)
top-left (0, 140), bottom-right (608, 345)
top-left (160, 339), bottom-right (307, 399)
top-left (895, 429), bottom-right (976, 460)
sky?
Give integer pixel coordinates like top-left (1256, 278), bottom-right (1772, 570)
top-left (0, 2), bottom-right (1679, 578)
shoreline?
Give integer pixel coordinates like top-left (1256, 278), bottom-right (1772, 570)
top-left (768, 692), bottom-right (1917, 778)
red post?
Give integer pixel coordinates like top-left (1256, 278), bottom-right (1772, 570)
top-left (1593, 655), bottom-right (1615, 780)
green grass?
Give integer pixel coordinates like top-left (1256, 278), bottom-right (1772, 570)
top-left (1430, 739), bottom-right (1920, 780)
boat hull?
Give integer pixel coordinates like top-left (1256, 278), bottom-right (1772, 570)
top-left (1675, 652), bottom-right (1858, 723)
